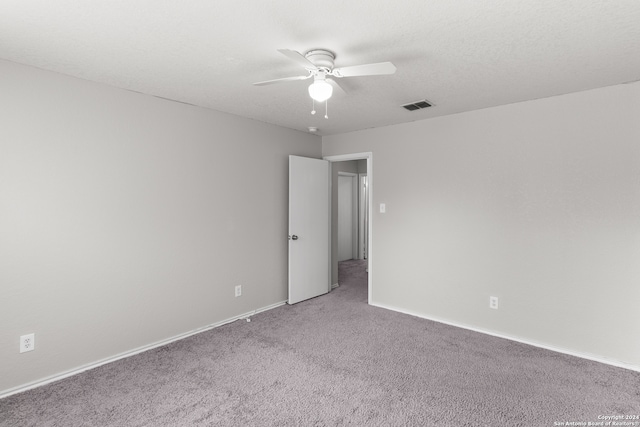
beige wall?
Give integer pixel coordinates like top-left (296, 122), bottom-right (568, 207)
top-left (323, 82), bottom-right (640, 368)
top-left (0, 60), bottom-right (321, 393)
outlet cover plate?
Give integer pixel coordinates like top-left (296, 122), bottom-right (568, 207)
top-left (20, 333), bottom-right (35, 353)
top-left (489, 296), bottom-right (499, 310)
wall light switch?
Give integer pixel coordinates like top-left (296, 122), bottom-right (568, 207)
top-left (380, 203), bottom-right (386, 213)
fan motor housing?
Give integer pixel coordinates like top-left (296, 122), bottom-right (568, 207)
top-left (305, 49), bottom-right (335, 70)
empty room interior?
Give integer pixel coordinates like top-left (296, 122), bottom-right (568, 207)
top-left (1, 1), bottom-right (640, 425)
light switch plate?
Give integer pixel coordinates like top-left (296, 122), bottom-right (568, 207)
top-left (380, 203), bottom-right (386, 213)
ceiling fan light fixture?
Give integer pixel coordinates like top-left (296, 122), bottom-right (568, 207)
top-left (308, 79), bottom-right (333, 102)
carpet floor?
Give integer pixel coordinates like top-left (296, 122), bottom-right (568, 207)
top-left (1, 259), bottom-right (639, 426)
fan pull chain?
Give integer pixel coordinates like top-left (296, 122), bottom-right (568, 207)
top-left (310, 99), bottom-right (329, 119)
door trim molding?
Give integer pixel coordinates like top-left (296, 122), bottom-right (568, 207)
top-left (358, 173), bottom-right (368, 260)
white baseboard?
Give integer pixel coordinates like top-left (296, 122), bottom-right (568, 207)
top-left (370, 301), bottom-right (640, 373)
top-left (0, 300), bottom-right (287, 399)
top-left (332, 282), bottom-right (340, 289)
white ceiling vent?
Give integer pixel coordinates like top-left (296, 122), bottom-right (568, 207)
top-left (402, 100), bottom-right (432, 111)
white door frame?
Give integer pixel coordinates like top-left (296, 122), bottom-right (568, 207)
top-left (358, 173), bottom-right (368, 260)
top-left (324, 152), bottom-right (373, 304)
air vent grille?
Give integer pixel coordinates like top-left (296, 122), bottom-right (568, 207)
top-left (402, 100), bottom-right (432, 111)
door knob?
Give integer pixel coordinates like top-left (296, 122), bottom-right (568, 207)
top-left (289, 235), bottom-right (299, 240)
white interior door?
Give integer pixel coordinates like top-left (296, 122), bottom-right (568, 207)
top-left (288, 155), bottom-right (330, 304)
top-left (338, 173), bottom-right (357, 261)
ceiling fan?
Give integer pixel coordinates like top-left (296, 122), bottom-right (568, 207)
top-left (254, 49), bottom-right (396, 117)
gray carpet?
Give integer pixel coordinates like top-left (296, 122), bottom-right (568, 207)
top-left (2, 259), bottom-right (639, 426)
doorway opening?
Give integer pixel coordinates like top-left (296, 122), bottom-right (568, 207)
top-left (324, 153), bottom-right (373, 304)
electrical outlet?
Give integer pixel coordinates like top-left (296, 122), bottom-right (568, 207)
top-left (489, 296), bottom-right (499, 310)
top-left (235, 285), bottom-right (242, 297)
top-left (20, 333), bottom-right (35, 353)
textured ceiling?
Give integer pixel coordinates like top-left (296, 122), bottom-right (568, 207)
top-left (2, 0), bottom-right (639, 135)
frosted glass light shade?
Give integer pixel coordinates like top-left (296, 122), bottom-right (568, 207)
top-left (308, 80), bottom-right (333, 102)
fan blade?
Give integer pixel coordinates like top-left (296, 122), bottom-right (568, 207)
top-left (332, 62), bottom-right (396, 78)
top-left (253, 75), bottom-right (311, 86)
top-left (277, 49), bottom-right (318, 70)
top-left (327, 78), bottom-right (346, 95)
